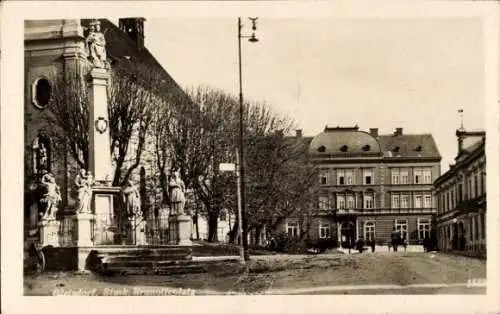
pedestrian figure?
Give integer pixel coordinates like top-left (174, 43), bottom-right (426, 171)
top-left (403, 236), bottom-right (408, 252)
top-left (391, 227), bottom-right (400, 252)
top-left (370, 239), bottom-right (376, 252)
top-left (423, 236), bottom-right (429, 252)
top-left (356, 239), bottom-right (364, 253)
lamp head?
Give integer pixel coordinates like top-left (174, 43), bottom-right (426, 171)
top-left (248, 33), bottom-right (259, 43)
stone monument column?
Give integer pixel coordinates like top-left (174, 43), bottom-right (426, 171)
top-left (87, 68), bottom-right (113, 184)
top-left (82, 20), bottom-right (120, 245)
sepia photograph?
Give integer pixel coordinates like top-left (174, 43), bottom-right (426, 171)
top-left (1, 1), bottom-right (499, 313)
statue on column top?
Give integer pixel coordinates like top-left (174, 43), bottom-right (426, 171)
top-left (86, 20), bottom-right (109, 69)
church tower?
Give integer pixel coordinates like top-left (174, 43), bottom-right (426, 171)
top-left (119, 18), bottom-right (146, 50)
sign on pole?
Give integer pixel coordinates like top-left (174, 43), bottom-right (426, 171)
top-left (219, 163), bottom-right (236, 172)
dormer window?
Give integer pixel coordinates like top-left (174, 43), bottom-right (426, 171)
top-left (362, 145), bottom-right (371, 152)
top-left (317, 145), bottom-right (326, 153)
top-left (340, 145), bottom-right (348, 152)
top-left (414, 145), bottom-right (422, 152)
top-left (392, 146), bottom-right (400, 153)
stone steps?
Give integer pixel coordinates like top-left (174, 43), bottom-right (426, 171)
top-left (91, 246), bottom-right (202, 275)
top-left (101, 254), bottom-right (192, 263)
top-left (100, 264), bottom-right (206, 276)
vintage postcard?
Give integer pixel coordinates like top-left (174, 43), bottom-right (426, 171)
top-left (1, 1), bottom-right (499, 313)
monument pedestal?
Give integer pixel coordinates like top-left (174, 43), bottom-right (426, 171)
top-left (39, 218), bottom-right (60, 247)
top-left (92, 185), bottom-right (120, 245)
top-left (177, 215), bottom-right (192, 246)
top-left (168, 214), bottom-right (192, 246)
top-left (72, 212), bottom-right (95, 247)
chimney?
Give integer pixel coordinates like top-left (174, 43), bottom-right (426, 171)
top-left (296, 129), bottom-right (302, 138)
top-left (394, 128), bottom-right (403, 136)
top-left (369, 128), bottom-right (378, 137)
top-left (119, 18), bottom-right (146, 50)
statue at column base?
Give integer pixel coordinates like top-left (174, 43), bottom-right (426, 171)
top-left (75, 169), bottom-right (94, 214)
top-left (39, 173), bottom-right (62, 221)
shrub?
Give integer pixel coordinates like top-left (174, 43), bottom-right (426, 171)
top-left (268, 231), bottom-right (308, 254)
top-left (306, 238), bottom-right (337, 253)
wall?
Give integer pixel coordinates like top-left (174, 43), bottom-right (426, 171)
top-left (192, 214), bottom-right (235, 243)
top-left (25, 19), bottom-right (87, 211)
top-left (357, 214), bottom-right (434, 245)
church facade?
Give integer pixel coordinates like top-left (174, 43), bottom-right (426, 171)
top-left (24, 19), bottom-right (185, 236)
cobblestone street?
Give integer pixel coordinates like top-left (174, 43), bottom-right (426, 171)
top-left (24, 252), bottom-right (486, 295)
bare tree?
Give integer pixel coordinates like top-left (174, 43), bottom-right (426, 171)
top-left (47, 61), bottom-right (165, 187)
top-left (47, 69), bottom-right (90, 169)
top-left (152, 86), bottom-right (239, 242)
top-left (227, 103), bottom-right (319, 245)
top-left (154, 85), bottom-right (319, 247)
top-left (107, 63), bottom-right (160, 186)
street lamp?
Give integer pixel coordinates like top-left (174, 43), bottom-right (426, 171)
top-left (237, 16), bottom-right (259, 261)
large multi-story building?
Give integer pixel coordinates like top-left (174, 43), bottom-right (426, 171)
top-left (281, 126), bottom-right (441, 248)
top-left (434, 129), bottom-right (486, 257)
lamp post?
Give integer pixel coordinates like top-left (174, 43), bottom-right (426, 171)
top-left (237, 17), bottom-right (259, 261)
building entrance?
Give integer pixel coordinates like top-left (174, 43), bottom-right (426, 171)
top-left (339, 220), bottom-right (356, 249)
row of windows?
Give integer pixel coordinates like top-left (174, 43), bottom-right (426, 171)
top-left (286, 219), bottom-right (432, 240)
top-left (391, 193), bottom-right (433, 209)
top-left (437, 169), bottom-right (486, 214)
top-left (391, 168), bottom-right (432, 184)
top-left (319, 167), bottom-right (434, 186)
top-left (438, 214), bottom-right (485, 242)
top-left (318, 193), bottom-right (434, 210)
top-left (319, 194), bottom-right (374, 210)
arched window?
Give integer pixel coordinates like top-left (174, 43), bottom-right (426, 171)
top-left (32, 77), bottom-right (52, 109)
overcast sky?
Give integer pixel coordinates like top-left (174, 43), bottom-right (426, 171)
top-left (140, 17), bottom-right (485, 173)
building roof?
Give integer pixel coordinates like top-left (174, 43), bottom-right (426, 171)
top-left (377, 134), bottom-right (441, 159)
top-left (309, 126), bottom-right (382, 156)
top-left (434, 137), bottom-right (485, 187)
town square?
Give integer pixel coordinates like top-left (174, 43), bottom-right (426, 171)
top-left (1, 1), bottom-right (497, 309)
